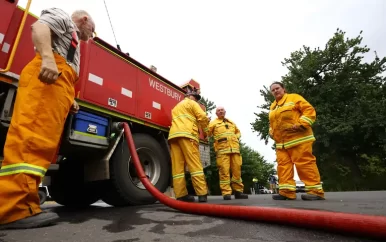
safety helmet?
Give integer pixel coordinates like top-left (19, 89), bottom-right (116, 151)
top-left (186, 86), bottom-right (201, 101)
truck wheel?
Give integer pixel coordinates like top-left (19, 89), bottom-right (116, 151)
top-left (38, 190), bottom-right (47, 205)
top-left (101, 133), bottom-right (170, 206)
top-left (49, 161), bottom-right (101, 208)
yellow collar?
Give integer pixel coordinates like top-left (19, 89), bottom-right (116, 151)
top-left (273, 93), bottom-right (288, 107)
top-left (215, 117), bottom-right (232, 124)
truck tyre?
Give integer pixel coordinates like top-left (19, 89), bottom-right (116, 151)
top-left (38, 190), bottom-right (47, 205)
top-left (101, 133), bottom-right (170, 206)
top-left (49, 160), bottom-right (101, 208)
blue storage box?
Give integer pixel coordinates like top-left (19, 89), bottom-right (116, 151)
top-left (73, 111), bottom-right (109, 137)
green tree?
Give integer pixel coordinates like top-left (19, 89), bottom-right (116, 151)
top-left (200, 97), bottom-right (217, 115)
top-left (239, 142), bottom-right (275, 191)
top-left (251, 29), bottom-right (386, 191)
top-left (203, 135), bottom-right (222, 195)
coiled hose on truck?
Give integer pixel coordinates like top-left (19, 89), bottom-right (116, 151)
top-left (121, 122), bottom-right (386, 240)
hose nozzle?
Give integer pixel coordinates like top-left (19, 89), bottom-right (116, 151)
top-left (112, 122), bottom-right (124, 132)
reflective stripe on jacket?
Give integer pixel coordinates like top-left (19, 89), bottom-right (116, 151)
top-left (209, 118), bottom-right (241, 154)
top-left (269, 93), bottom-right (316, 149)
top-left (168, 97), bottom-right (209, 142)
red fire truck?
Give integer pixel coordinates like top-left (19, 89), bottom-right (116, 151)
top-left (0, 0), bottom-right (210, 207)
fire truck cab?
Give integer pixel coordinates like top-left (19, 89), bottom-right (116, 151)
top-left (0, 0), bottom-right (210, 207)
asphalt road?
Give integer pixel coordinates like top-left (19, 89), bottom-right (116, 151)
top-left (1, 191), bottom-right (386, 242)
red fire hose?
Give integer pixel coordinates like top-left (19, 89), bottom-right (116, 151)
top-left (122, 122), bottom-right (386, 240)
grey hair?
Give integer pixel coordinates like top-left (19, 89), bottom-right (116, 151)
top-left (71, 10), bottom-right (92, 20)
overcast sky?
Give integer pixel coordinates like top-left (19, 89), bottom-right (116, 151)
top-left (18, 0), bottom-right (385, 181)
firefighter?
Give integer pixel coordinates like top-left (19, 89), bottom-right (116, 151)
top-left (0, 8), bottom-right (95, 229)
top-left (269, 175), bottom-right (278, 194)
top-left (168, 87), bottom-right (210, 203)
top-left (208, 106), bottom-right (248, 200)
top-left (269, 81), bottom-right (325, 200)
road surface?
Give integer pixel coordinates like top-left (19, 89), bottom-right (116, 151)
top-left (1, 191), bottom-right (385, 242)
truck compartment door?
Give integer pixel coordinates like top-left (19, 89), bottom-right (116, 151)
top-left (82, 42), bottom-right (137, 116)
top-left (0, 2), bottom-right (36, 77)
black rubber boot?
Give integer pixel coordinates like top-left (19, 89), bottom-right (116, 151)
top-left (177, 195), bottom-right (195, 202)
top-left (301, 194), bottom-right (325, 201)
top-left (272, 194), bottom-right (296, 200)
top-left (0, 211), bottom-right (59, 230)
top-left (234, 191), bottom-right (248, 199)
top-left (198, 195), bottom-right (208, 203)
top-left (223, 195), bottom-right (232, 200)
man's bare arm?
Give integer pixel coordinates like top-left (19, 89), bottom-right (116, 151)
top-left (31, 22), bottom-right (54, 59)
top-left (31, 21), bottom-right (59, 84)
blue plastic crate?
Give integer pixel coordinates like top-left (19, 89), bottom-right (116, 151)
top-left (73, 110), bottom-right (108, 136)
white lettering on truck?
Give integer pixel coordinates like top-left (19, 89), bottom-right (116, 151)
top-left (148, 78), bottom-right (182, 101)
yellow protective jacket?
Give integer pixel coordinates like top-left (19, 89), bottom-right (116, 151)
top-left (269, 93), bottom-right (316, 149)
top-left (168, 97), bottom-right (209, 142)
top-left (208, 118), bottom-right (241, 154)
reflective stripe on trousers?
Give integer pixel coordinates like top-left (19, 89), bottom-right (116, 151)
top-left (0, 163), bottom-right (47, 177)
top-left (276, 141), bottom-right (324, 199)
top-left (169, 137), bottom-right (208, 198)
top-left (0, 53), bottom-right (76, 225)
top-left (216, 153), bottom-right (244, 195)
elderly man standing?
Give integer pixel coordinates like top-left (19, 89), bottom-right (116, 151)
top-left (168, 88), bottom-right (210, 203)
top-left (0, 8), bottom-right (95, 229)
top-left (208, 106), bottom-right (248, 200)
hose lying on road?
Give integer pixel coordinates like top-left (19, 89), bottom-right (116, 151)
top-left (122, 122), bottom-right (386, 240)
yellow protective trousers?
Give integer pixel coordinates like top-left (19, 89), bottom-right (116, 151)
top-left (217, 153), bottom-right (244, 196)
top-left (169, 137), bottom-right (208, 198)
top-left (276, 141), bottom-right (324, 199)
top-left (0, 53), bottom-right (76, 224)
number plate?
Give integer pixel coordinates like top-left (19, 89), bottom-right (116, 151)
top-left (145, 112), bottom-right (152, 119)
top-left (108, 98), bottom-right (117, 107)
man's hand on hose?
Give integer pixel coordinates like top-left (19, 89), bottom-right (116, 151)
top-left (70, 100), bottom-right (79, 114)
top-left (39, 56), bottom-right (59, 84)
